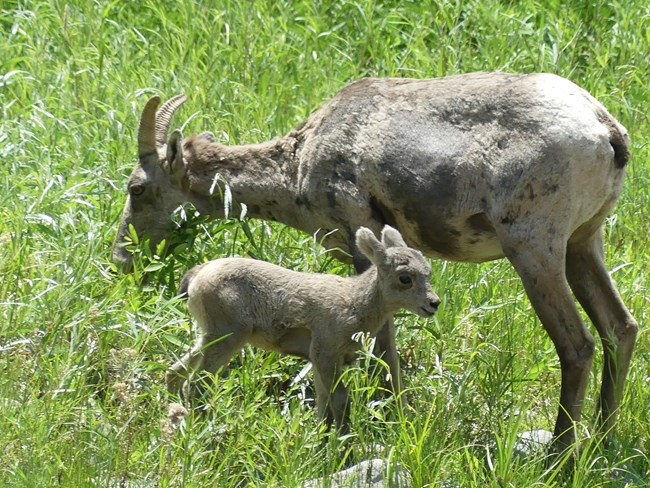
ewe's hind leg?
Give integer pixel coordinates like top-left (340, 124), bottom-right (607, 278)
top-left (566, 228), bottom-right (638, 438)
top-left (500, 230), bottom-right (596, 450)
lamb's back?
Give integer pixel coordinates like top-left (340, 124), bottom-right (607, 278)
top-left (188, 257), bottom-right (356, 329)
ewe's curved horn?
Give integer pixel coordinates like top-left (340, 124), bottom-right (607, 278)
top-left (138, 95), bottom-right (161, 158)
top-left (155, 94), bottom-right (187, 147)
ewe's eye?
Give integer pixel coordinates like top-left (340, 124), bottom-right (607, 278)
top-left (130, 184), bottom-right (145, 197)
top-left (399, 274), bottom-right (413, 286)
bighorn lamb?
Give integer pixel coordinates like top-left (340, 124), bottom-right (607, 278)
top-left (167, 225), bottom-right (440, 432)
top-left (112, 72), bottom-right (637, 449)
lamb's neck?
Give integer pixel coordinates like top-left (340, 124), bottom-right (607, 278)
top-left (184, 135), bottom-right (305, 228)
top-left (351, 268), bottom-right (394, 331)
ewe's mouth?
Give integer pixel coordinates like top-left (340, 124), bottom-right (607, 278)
top-left (419, 307), bottom-right (437, 318)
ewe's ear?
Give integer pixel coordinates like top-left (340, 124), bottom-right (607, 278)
top-left (355, 227), bottom-right (386, 265)
top-left (167, 129), bottom-right (186, 180)
top-left (197, 131), bottom-right (216, 142)
top-left (381, 225), bottom-right (408, 248)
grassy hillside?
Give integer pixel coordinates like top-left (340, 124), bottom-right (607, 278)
top-left (1, 0), bottom-right (648, 486)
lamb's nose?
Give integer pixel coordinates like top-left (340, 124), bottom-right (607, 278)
top-left (430, 298), bottom-right (441, 310)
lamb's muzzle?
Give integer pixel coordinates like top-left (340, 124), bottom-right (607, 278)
top-left (420, 300), bottom-right (440, 317)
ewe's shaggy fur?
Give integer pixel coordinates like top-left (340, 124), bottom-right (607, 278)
top-left (114, 73), bottom-right (637, 448)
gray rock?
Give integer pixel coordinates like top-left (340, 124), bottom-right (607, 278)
top-left (303, 458), bottom-right (411, 488)
top-left (513, 429), bottom-right (554, 457)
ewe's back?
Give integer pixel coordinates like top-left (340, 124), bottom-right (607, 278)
top-left (296, 72), bottom-right (628, 263)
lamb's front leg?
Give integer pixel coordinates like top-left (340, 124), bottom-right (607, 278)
top-left (353, 249), bottom-right (402, 400)
top-left (311, 340), bottom-right (350, 434)
top-left (373, 318), bottom-right (402, 398)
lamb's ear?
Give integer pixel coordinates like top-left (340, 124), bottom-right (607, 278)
top-left (381, 225), bottom-right (408, 248)
top-left (355, 227), bottom-right (386, 265)
top-left (167, 129), bottom-right (186, 181)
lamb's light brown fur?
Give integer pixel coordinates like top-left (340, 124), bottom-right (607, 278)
top-left (113, 73), bottom-right (637, 449)
top-left (167, 226), bottom-right (440, 432)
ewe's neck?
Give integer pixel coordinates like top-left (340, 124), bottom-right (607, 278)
top-left (184, 135), bottom-right (303, 226)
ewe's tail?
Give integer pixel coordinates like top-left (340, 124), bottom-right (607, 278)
top-left (596, 108), bottom-right (630, 168)
top-left (609, 122), bottom-right (630, 168)
top-left (179, 264), bottom-right (206, 298)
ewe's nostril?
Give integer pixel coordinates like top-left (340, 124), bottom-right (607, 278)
top-left (430, 299), bottom-right (440, 310)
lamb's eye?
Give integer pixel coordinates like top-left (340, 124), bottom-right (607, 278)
top-left (130, 185), bottom-right (145, 196)
top-left (399, 274), bottom-right (412, 286)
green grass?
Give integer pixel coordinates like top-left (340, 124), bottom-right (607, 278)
top-left (1, 0), bottom-right (649, 486)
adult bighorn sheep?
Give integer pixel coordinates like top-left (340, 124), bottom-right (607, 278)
top-left (112, 72), bottom-right (637, 450)
top-left (168, 225), bottom-right (440, 433)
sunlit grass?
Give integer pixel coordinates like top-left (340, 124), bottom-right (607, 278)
top-left (1, 0), bottom-right (648, 486)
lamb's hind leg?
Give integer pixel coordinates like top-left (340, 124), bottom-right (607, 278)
top-left (167, 335), bottom-right (206, 397)
top-left (566, 227), bottom-right (638, 439)
top-left (500, 231), bottom-right (596, 451)
top-left (167, 327), bottom-right (247, 400)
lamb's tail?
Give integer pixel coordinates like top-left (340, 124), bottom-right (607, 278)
top-left (178, 263), bottom-right (206, 298)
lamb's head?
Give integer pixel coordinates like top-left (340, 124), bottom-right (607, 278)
top-left (356, 226), bottom-right (441, 317)
top-left (111, 95), bottom-right (190, 272)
